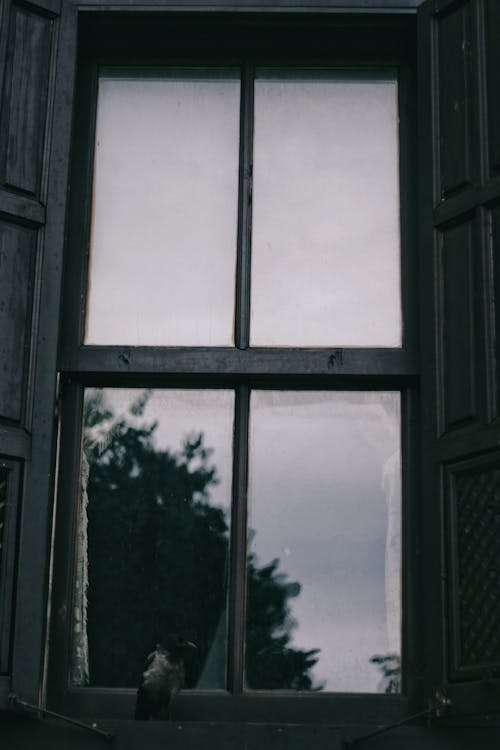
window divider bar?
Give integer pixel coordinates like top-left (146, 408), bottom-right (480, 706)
top-left (227, 384), bottom-right (250, 694)
top-left (235, 63), bottom-right (255, 351)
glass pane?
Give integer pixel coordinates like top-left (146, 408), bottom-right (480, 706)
top-left (71, 388), bottom-right (234, 690)
top-left (250, 70), bottom-right (401, 347)
top-left (245, 391), bottom-right (401, 692)
top-left (85, 70), bottom-right (240, 346)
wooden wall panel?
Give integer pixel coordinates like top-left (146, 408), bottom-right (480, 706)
top-left (1, 4), bottom-right (52, 197)
top-left (437, 1), bottom-right (474, 199)
top-left (484, 0), bottom-right (500, 176)
top-left (0, 219), bottom-right (36, 423)
top-left (439, 218), bottom-right (477, 431)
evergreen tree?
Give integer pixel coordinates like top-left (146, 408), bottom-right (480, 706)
top-left (82, 391), bottom-right (321, 691)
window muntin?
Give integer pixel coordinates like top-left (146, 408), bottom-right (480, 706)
top-left (251, 70), bottom-right (401, 347)
top-left (85, 70), bottom-right (241, 346)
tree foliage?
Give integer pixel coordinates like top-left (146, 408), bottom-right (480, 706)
top-left (245, 555), bottom-right (321, 690)
top-left (369, 653), bottom-right (401, 694)
top-left (83, 391), bottom-right (321, 691)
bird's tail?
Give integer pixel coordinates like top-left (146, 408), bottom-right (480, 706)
top-left (134, 685), bottom-right (152, 720)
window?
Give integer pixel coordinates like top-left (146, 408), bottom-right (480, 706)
top-left (4, 3), bottom-right (500, 744)
top-left (49, 15), bottom-right (418, 723)
top-left (85, 67), bottom-right (401, 348)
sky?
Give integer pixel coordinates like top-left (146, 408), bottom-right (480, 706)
top-left (85, 69), bottom-right (400, 349)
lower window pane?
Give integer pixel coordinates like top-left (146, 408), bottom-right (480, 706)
top-left (245, 391), bottom-right (401, 693)
top-left (71, 388), bottom-right (234, 689)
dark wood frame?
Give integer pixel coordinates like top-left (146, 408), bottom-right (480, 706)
top-left (0, 459), bottom-right (21, 676)
top-left (48, 11), bottom-right (422, 725)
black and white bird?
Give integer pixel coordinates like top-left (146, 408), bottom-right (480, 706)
top-left (134, 634), bottom-right (197, 720)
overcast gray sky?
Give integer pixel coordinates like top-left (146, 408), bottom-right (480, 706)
top-left (85, 69), bottom-right (400, 349)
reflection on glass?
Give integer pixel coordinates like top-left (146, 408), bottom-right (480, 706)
top-left (245, 391), bottom-right (401, 692)
top-left (85, 70), bottom-right (240, 346)
top-left (250, 70), bottom-right (401, 347)
top-left (71, 388), bottom-right (234, 689)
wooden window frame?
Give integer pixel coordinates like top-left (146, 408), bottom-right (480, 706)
top-left (47, 10), bottom-right (422, 725)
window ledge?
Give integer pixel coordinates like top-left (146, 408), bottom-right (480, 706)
top-left (0, 717), bottom-right (499, 749)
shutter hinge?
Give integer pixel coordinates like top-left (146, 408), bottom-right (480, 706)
top-left (343, 690), bottom-right (452, 748)
top-left (434, 687), bottom-right (452, 717)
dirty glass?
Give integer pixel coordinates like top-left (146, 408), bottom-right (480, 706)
top-left (85, 70), bottom-right (240, 346)
top-left (250, 70), bottom-right (401, 347)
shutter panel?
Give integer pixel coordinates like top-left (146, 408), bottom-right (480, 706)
top-left (0, 0), bottom-right (70, 706)
top-left (418, 0), bottom-right (500, 717)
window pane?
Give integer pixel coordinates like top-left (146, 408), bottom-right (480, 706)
top-left (72, 388), bottom-right (234, 689)
top-left (85, 70), bottom-right (240, 346)
top-left (250, 70), bottom-right (401, 347)
top-left (245, 391), bottom-right (401, 692)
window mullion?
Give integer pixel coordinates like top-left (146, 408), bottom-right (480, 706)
top-left (235, 63), bottom-right (255, 350)
top-left (227, 384), bottom-right (250, 694)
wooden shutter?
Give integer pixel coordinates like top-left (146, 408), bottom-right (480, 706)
top-left (0, 0), bottom-right (73, 706)
top-left (418, 0), bottom-right (500, 717)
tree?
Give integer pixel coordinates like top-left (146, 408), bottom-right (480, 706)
top-left (245, 554), bottom-right (321, 690)
top-left (369, 653), bottom-right (401, 694)
top-left (79, 390), bottom-right (321, 692)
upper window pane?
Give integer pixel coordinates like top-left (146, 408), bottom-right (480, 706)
top-left (250, 70), bottom-right (401, 347)
top-left (85, 69), bottom-right (240, 346)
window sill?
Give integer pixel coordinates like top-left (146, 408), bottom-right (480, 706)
top-left (54, 687), bottom-right (409, 725)
top-left (1, 716), bottom-right (499, 750)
